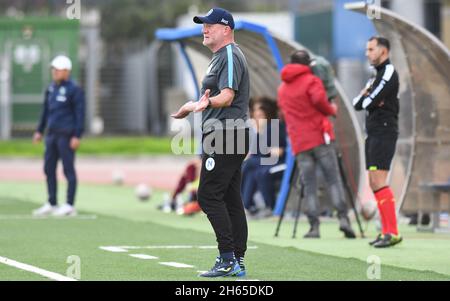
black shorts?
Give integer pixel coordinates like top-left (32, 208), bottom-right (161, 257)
top-left (365, 134), bottom-right (397, 171)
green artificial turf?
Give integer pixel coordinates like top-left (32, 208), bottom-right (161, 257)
top-left (0, 181), bottom-right (449, 281)
top-left (0, 136), bottom-right (187, 157)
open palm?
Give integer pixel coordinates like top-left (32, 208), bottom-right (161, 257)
top-left (194, 89), bottom-right (211, 113)
top-left (171, 101), bottom-right (196, 119)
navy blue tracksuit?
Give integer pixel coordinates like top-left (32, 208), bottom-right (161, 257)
top-left (36, 79), bottom-right (85, 206)
top-left (241, 122), bottom-right (287, 211)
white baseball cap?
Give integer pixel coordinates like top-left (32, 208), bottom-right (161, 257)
top-left (51, 55), bottom-right (72, 70)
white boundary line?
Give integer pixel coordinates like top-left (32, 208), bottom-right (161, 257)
top-left (159, 262), bottom-right (194, 268)
top-left (196, 270), bottom-right (208, 274)
top-left (129, 254), bottom-right (159, 260)
top-left (99, 246), bottom-right (263, 280)
top-left (0, 214), bottom-right (98, 220)
top-left (0, 256), bottom-right (76, 281)
top-left (99, 246), bottom-right (128, 253)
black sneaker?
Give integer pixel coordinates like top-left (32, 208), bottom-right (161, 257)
top-left (373, 233), bottom-right (403, 248)
top-left (339, 217), bottom-right (356, 239)
top-left (234, 257), bottom-right (246, 277)
top-left (199, 257), bottom-right (241, 278)
top-left (304, 221), bottom-right (320, 238)
top-left (369, 233), bottom-right (383, 246)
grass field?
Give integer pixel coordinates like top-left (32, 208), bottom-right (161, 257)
top-left (1, 180), bottom-right (449, 281)
top-left (0, 136), bottom-right (184, 157)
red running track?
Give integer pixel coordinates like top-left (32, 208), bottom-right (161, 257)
top-left (0, 157), bottom-right (193, 190)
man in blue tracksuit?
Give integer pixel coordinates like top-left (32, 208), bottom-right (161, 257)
top-left (32, 55), bottom-right (85, 217)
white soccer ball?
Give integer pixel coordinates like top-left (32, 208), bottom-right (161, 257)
top-left (135, 184), bottom-right (152, 201)
top-left (360, 200), bottom-right (377, 221)
top-left (90, 116), bottom-right (104, 135)
top-left (112, 170), bottom-right (125, 185)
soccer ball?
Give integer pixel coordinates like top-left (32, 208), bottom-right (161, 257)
top-left (112, 170), bottom-right (124, 185)
top-left (360, 200), bottom-right (377, 221)
top-left (135, 184), bottom-right (152, 201)
top-left (90, 116), bottom-right (104, 135)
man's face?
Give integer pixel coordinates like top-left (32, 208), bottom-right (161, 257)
top-left (366, 39), bottom-right (385, 66)
top-left (202, 23), bottom-right (227, 49)
top-left (51, 68), bottom-right (70, 82)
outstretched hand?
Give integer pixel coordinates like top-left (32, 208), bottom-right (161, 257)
top-left (171, 90), bottom-right (212, 119)
top-left (171, 101), bottom-right (196, 119)
top-left (194, 89), bottom-right (211, 113)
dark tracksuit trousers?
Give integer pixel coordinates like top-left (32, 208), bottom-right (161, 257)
top-left (197, 128), bottom-right (250, 259)
top-left (44, 131), bottom-right (77, 206)
top-left (241, 157), bottom-right (283, 210)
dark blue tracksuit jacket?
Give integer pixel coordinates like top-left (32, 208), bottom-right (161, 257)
top-left (36, 79), bottom-right (85, 206)
top-left (37, 79), bottom-right (85, 137)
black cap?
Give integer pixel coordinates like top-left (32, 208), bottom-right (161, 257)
top-left (193, 8), bottom-right (235, 30)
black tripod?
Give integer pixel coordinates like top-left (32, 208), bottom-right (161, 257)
top-left (336, 151), bottom-right (365, 238)
top-left (274, 151), bottom-right (365, 238)
top-left (274, 165), bottom-right (305, 238)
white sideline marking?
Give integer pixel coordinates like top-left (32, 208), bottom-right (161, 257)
top-left (142, 245), bottom-right (193, 249)
top-left (99, 246), bottom-right (128, 253)
top-left (129, 254), bottom-right (158, 260)
top-left (159, 262), bottom-right (194, 268)
top-left (0, 256), bottom-right (76, 281)
top-left (0, 214), bottom-right (97, 220)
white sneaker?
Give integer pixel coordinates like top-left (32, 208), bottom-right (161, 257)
top-left (33, 203), bottom-right (57, 217)
top-left (162, 203), bottom-right (172, 213)
top-left (160, 193), bottom-right (173, 213)
top-left (52, 204), bottom-right (77, 217)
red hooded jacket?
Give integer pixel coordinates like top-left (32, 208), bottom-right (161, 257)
top-left (278, 64), bottom-right (337, 155)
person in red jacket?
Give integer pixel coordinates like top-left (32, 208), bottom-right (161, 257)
top-left (278, 50), bottom-right (355, 239)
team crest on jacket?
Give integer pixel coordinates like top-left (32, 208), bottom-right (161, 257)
top-left (205, 157), bottom-right (215, 171)
top-left (56, 86), bottom-right (67, 102)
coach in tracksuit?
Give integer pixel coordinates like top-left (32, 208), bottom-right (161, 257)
top-left (353, 37), bottom-right (402, 248)
top-left (32, 55), bottom-right (85, 217)
top-left (171, 8), bottom-right (249, 278)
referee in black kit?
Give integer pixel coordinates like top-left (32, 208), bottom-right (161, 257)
top-left (171, 8), bottom-right (250, 278)
top-left (353, 36), bottom-right (402, 248)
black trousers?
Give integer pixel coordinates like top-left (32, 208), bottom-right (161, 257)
top-left (197, 128), bottom-right (249, 258)
top-left (44, 132), bottom-right (77, 206)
